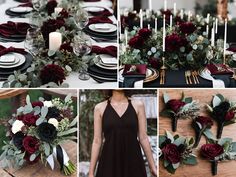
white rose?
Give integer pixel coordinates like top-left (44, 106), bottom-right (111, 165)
top-left (44, 101), bottom-right (53, 107)
top-left (48, 118), bottom-right (59, 128)
top-left (11, 120), bottom-right (24, 134)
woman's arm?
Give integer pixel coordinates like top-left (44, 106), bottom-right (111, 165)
top-left (88, 103), bottom-right (104, 177)
top-left (135, 100), bottom-right (157, 177)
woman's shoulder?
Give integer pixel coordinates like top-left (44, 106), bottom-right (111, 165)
top-left (130, 98), bottom-right (144, 109)
top-left (94, 100), bottom-right (109, 113)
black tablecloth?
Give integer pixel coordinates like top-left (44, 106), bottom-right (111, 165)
top-left (120, 70), bottom-right (236, 88)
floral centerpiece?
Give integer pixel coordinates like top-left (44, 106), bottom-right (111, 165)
top-left (160, 92), bottom-right (200, 132)
top-left (0, 95), bottom-right (77, 175)
top-left (159, 131), bottom-right (197, 174)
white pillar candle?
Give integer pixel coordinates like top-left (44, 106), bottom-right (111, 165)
top-left (180, 9), bottom-right (184, 20)
top-left (188, 11), bottom-right (191, 21)
top-left (149, 0), bottom-right (152, 11)
top-left (207, 13), bottom-right (210, 24)
top-left (215, 18), bottom-right (218, 34)
top-left (223, 19), bottom-right (228, 58)
top-left (173, 3), bottom-right (176, 16)
top-left (125, 29), bottom-right (128, 46)
top-left (54, 7), bottom-right (63, 14)
top-left (170, 15), bottom-right (173, 30)
top-left (163, 15), bottom-right (166, 52)
top-left (148, 24), bottom-right (150, 29)
top-left (155, 18), bottom-right (157, 33)
top-left (49, 32), bottom-right (62, 51)
top-left (164, 0), bottom-right (167, 11)
top-left (140, 9), bottom-right (143, 28)
top-left (211, 24), bottom-right (215, 47)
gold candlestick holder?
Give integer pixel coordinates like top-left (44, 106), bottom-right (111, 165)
top-left (161, 56), bottom-right (167, 70)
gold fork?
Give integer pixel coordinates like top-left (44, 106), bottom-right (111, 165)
top-left (193, 71), bottom-right (200, 84)
top-left (186, 71), bottom-right (192, 84)
top-left (191, 71), bottom-right (197, 84)
top-left (185, 71), bottom-right (189, 84)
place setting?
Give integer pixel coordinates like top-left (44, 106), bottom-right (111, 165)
top-left (119, 0), bottom-right (236, 88)
top-left (5, 2), bottom-right (33, 17)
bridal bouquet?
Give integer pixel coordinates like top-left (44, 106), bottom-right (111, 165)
top-left (160, 92), bottom-right (200, 132)
top-left (159, 131), bottom-right (197, 174)
top-left (0, 95), bottom-right (77, 175)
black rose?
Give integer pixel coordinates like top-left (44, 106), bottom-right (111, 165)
top-left (47, 107), bottom-right (62, 120)
top-left (212, 101), bottom-right (230, 122)
top-left (37, 122), bottom-right (57, 142)
top-left (13, 132), bottom-right (25, 149)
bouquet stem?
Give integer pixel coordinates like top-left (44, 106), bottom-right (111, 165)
top-left (211, 160), bottom-right (218, 176)
top-left (172, 116), bottom-right (178, 132)
top-left (217, 122), bottom-right (224, 139)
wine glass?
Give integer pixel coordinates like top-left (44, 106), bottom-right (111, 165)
top-left (24, 28), bottom-right (44, 56)
top-left (73, 34), bottom-right (92, 80)
top-left (74, 9), bottom-right (89, 30)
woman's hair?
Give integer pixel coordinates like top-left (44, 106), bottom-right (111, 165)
top-left (102, 90), bottom-right (133, 98)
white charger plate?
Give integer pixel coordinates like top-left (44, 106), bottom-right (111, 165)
top-left (10, 7), bottom-right (33, 13)
top-left (95, 60), bottom-right (117, 70)
top-left (83, 6), bottom-right (104, 13)
top-left (0, 57), bottom-right (20, 66)
top-left (88, 23), bottom-right (117, 33)
top-left (0, 53), bottom-right (26, 68)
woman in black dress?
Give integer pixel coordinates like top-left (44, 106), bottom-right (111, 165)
top-left (88, 90), bottom-right (157, 177)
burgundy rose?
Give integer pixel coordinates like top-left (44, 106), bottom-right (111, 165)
top-left (179, 22), bottom-right (196, 35)
top-left (46, 0), bottom-right (58, 16)
top-left (196, 116), bottom-right (213, 128)
top-left (17, 115), bottom-right (24, 121)
top-left (175, 16), bottom-right (184, 25)
top-left (32, 101), bottom-right (44, 108)
top-left (138, 28), bottom-right (152, 39)
top-left (59, 9), bottom-right (69, 19)
top-left (22, 113), bottom-right (39, 126)
top-left (201, 144), bottom-right (224, 160)
top-left (22, 136), bottom-right (39, 154)
top-left (148, 57), bottom-right (160, 69)
top-left (162, 143), bottom-right (181, 164)
top-left (40, 64), bottom-right (66, 85)
top-left (167, 99), bottom-right (186, 113)
top-left (128, 36), bottom-right (144, 49)
top-left (227, 47), bottom-right (236, 52)
top-left (60, 42), bottom-right (73, 52)
top-left (165, 33), bottom-right (188, 52)
top-left (161, 9), bottom-right (173, 20)
top-left (224, 111), bottom-right (235, 121)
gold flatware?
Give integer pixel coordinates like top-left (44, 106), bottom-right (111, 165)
top-left (191, 71), bottom-right (197, 84)
top-left (186, 71), bottom-right (192, 84)
top-left (185, 71), bottom-right (189, 84)
top-left (160, 70), bottom-right (163, 85)
top-left (193, 70), bottom-right (200, 84)
top-left (162, 70), bottom-right (165, 84)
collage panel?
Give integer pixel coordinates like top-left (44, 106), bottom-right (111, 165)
top-left (159, 89), bottom-right (236, 177)
top-left (0, 0), bottom-right (117, 88)
top-left (79, 89), bottom-right (158, 177)
top-left (0, 89), bottom-right (78, 177)
top-left (118, 0), bottom-right (236, 88)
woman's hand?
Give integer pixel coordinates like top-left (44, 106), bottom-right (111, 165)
top-left (150, 167), bottom-right (157, 177)
top-left (88, 174), bottom-right (95, 177)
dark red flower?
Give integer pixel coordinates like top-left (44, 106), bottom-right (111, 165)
top-left (22, 136), bottom-right (39, 154)
top-left (224, 111), bottom-right (235, 121)
top-left (201, 144), bottom-right (224, 160)
top-left (32, 101), bottom-right (44, 108)
top-left (40, 64), bottom-right (66, 85)
top-left (17, 115), bottom-right (24, 121)
top-left (22, 113), bottom-right (39, 126)
top-left (161, 9), bottom-right (173, 20)
top-left (167, 99), bottom-right (186, 113)
top-left (148, 57), bottom-right (160, 69)
top-left (59, 9), bottom-right (69, 18)
top-left (175, 16), bottom-right (184, 25)
top-left (138, 28), bottom-right (152, 39)
top-left (46, 0), bottom-right (58, 16)
top-left (165, 33), bottom-right (188, 52)
top-left (60, 42), bottom-right (73, 53)
top-left (128, 36), bottom-right (144, 49)
top-left (179, 22), bottom-right (196, 35)
top-left (196, 116), bottom-right (213, 128)
top-left (162, 143), bottom-right (181, 164)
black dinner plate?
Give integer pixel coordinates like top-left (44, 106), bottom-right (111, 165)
top-left (90, 75), bottom-right (117, 83)
top-left (84, 26), bottom-right (117, 40)
top-left (88, 65), bottom-right (117, 78)
top-left (0, 52), bottom-right (33, 77)
top-left (6, 8), bottom-right (32, 17)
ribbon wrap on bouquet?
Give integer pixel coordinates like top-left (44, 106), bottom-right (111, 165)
top-left (46, 145), bottom-right (70, 171)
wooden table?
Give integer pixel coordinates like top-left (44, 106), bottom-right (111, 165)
top-left (42, 89), bottom-right (77, 101)
top-left (159, 89), bottom-right (236, 177)
top-left (3, 141), bottom-right (77, 177)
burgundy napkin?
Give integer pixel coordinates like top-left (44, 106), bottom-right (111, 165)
top-left (89, 9), bottom-right (113, 17)
top-left (123, 64), bottom-right (147, 76)
top-left (18, 2), bottom-right (33, 7)
top-left (227, 47), bottom-right (236, 53)
top-left (207, 64), bottom-right (233, 75)
top-left (0, 45), bottom-right (26, 56)
top-left (92, 46), bottom-right (117, 57)
top-left (0, 21), bottom-right (30, 37)
top-left (83, 0), bottom-right (101, 2)
top-left (88, 17), bottom-right (113, 25)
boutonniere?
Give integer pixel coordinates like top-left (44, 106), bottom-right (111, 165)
top-left (192, 116), bottom-right (213, 147)
top-left (201, 136), bottom-right (236, 176)
top-left (206, 94), bottom-right (236, 139)
top-left (159, 131), bottom-right (197, 174)
top-left (160, 92), bottom-right (200, 132)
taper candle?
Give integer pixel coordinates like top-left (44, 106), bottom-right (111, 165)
top-left (211, 24), bottom-right (215, 47)
top-left (49, 32), bottom-right (62, 51)
top-left (215, 18), bottom-right (218, 34)
top-left (170, 15), bottom-right (173, 30)
top-left (207, 13), bottom-right (210, 24)
top-left (149, 0), bottom-right (152, 11)
top-left (163, 15), bottom-right (166, 52)
top-left (155, 18), bottom-right (157, 33)
top-left (223, 19), bottom-right (228, 59)
top-left (173, 3), bottom-right (176, 16)
top-left (125, 29), bottom-right (128, 46)
top-left (164, 0), bottom-right (167, 11)
top-left (140, 9), bottom-right (143, 28)
top-left (180, 9), bottom-right (184, 20)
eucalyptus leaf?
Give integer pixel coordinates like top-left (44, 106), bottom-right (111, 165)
top-left (172, 162), bottom-right (180, 169)
top-left (48, 50), bottom-right (56, 57)
top-left (69, 117), bottom-right (77, 127)
top-left (41, 106), bottom-right (48, 118)
top-left (29, 154), bottom-right (36, 161)
top-left (183, 155), bottom-right (197, 165)
top-left (164, 160), bottom-right (170, 168)
top-left (43, 143), bottom-right (50, 156)
top-left (184, 97), bottom-right (193, 104)
top-left (213, 95), bottom-right (222, 108)
top-left (218, 138), bottom-right (232, 146)
top-left (65, 93), bottom-right (72, 103)
top-left (163, 92), bottom-right (170, 104)
top-left (174, 137), bottom-right (185, 146)
top-left (36, 117), bottom-right (45, 126)
top-left (203, 129), bottom-right (216, 141)
top-left (57, 127), bottom-right (77, 136)
top-left (165, 131), bottom-right (174, 143)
